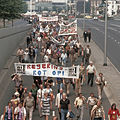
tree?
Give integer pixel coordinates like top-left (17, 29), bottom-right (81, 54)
top-left (0, 0), bottom-right (26, 27)
top-left (0, 0), bottom-right (11, 27)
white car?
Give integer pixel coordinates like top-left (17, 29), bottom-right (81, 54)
top-left (93, 16), bottom-right (98, 20)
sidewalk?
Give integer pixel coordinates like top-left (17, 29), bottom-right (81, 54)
top-left (78, 27), bottom-right (120, 109)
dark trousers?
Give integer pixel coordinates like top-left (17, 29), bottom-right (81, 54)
top-left (88, 73), bottom-right (94, 87)
top-left (94, 117), bottom-right (102, 120)
top-left (88, 37), bottom-right (91, 42)
top-left (58, 109), bottom-right (61, 120)
top-left (84, 37), bottom-right (87, 42)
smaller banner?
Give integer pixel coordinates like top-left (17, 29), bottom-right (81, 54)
top-left (51, 37), bottom-right (65, 45)
top-left (39, 16), bottom-right (58, 22)
top-left (59, 20), bottom-right (77, 36)
top-left (14, 63), bottom-right (79, 79)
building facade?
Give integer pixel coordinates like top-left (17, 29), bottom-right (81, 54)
top-left (107, 0), bottom-right (118, 17)
top-left (90, 0), bottom-right (102, 15)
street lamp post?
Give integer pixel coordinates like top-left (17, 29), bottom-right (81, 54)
top-left (103, 0), bottom-right (108, 66)
top-left (30, 0), bottom-right (32, 12)
top-left (66, 0), bottom-right (68, 14)
top-left (83, 0), bottom-right (88, 31)
top-left (83, 0), bottom-right (86, 31)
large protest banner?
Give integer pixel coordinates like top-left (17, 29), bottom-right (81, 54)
top-left (59, 20), bottom-right (77, 36)
top-left (39, 16), bottom-right (58, 22)
top-left (14, 63), bottom-right (79, 79)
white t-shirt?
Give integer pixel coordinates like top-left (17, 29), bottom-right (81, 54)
top-left (86, 65), bottom-right (95, 73)
top-left (61, 53), bottom-right (67, 60)
top-left (74, 96), bottom-right (86, 107)
top-left (87, 96), bottom-right (97, 106)
top-left (44, 55), bottom-right (49, 62)
top-left (37, 89), bottom-right (44, 98)
top-left (37, 37), bottom-right (41, 42)
top-left (47, 49), bottom-right (51, 55)
top-left (14, 107), bottom-right (26, 119)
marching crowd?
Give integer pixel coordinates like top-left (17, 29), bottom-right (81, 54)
top-left (1, 15), bottom-right (120, 120)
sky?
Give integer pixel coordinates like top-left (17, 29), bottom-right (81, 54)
top-left (52, 0), bottom-right (67, 3)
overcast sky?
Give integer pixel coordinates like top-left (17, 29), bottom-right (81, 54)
top-left (52, 0), bottom-right (67, 3)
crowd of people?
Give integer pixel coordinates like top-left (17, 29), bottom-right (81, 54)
top-left (1, 14), bottom-right (120, 120)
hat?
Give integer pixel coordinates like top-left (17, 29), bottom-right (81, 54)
top-left (89, 61), bottom-right (93, 64)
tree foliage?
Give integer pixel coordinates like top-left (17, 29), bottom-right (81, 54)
top-left (0, 0), bottom-right (26, 27)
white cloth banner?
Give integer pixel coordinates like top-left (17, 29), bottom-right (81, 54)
top-left (59, 20), bottom-right (77, 36)
top-left (14, 63), bottom-right (79, 79)
top-left (50, 37), bottom-right (65, 45)
top-left (39, 16), bottom-right (58, 22)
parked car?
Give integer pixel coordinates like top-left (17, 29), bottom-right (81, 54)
top-left (93, 16), bottom-right (98, 20)
top-left (85, 15), bottom-right (92, 19)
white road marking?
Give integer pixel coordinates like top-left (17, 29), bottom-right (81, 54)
top-left (110, 24), bottom-right (120, 28)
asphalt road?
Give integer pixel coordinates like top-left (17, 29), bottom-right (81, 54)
top-left (77, 19), bottom-right (120, 72)
top-left (0, 49), bottom-right (110, 120)
top-left (0, 19), bottom-right (29, 71)
top-left (6, 19), bottom-right (28, 28)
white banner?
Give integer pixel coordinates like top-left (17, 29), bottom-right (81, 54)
top-left (51, 37), bottom-right (65, 46)
top-left (59, 20), bottom-right (77, 36)
top-left (14, 63), bottom-right (79, 79)
top-left (39, 16), bottom-right (58, 22)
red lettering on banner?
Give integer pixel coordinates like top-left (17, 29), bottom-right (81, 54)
top-left (54, 65), bottom-right (58, 70)
top-left (32, 65), bottom-right (35, 69)
top-left (47, 63), bottom-right (50, 68)
top-left (60, 67), bottom-right (63, 70)
top-left (51, 65), bottom-right (53, 69)
top-left (42, 64), bottom-right (46, 69)
top-left (37, 64), bottom-right (40, 69)
top-left (27, 65), bottom-right (31, 69)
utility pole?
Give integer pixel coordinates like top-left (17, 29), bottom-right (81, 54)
top-left (83, 0), bottom-right (86, 31)
top-left (103, 0), bottom-right (108, 66)
top-left (30, 0), bottom-right (32, 12)
top-left (66, 0), bottom-right (68, 14)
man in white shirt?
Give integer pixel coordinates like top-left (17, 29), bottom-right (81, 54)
top-left (86, 61), bottom-right (96, 87)
top-left (95, 73), bottom-right (107, 99)
top-left (14, 102), bottom-right (26, 120)
top-left (55, 89), bottom-right (63, 120)
top-left (87, 93), bottom-right (98, 116)
top-left (61, 51), bottom-right (67, 66)
top-left (37, 35), bottom-right (41, 49)
top-left (37, 85), bottom-right (44, 117)
top-left (74, 93), bottom-right (86, 120)
top-left (44, 52), bottom-right (49, 62)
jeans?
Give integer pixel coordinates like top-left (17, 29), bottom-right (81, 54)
top-left (61, 109), bottom-right (68, 120)
top-left (94, 117), bottom-right (102, 120)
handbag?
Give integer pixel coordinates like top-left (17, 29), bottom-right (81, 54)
top-left (67, 111), bottom-right (75, 118)
top-left (69, 111), bottom-right (75, 118)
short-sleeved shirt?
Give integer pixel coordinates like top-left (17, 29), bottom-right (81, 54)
top-left (60, 99), bottom-right (70, 110)
top-left (87, 96), bottom-right (97, 106)
top-left (74, 96), bottom-right (86, 107)
top-left (86, 65), bottom-right (95, 73)
top-left (24, 96), bottom-right (34, 108)
top-left (108, 109), bottom-right (120, 120)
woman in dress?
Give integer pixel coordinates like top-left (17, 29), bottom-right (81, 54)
top-left (41, 92), bottom-right (52, 120)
